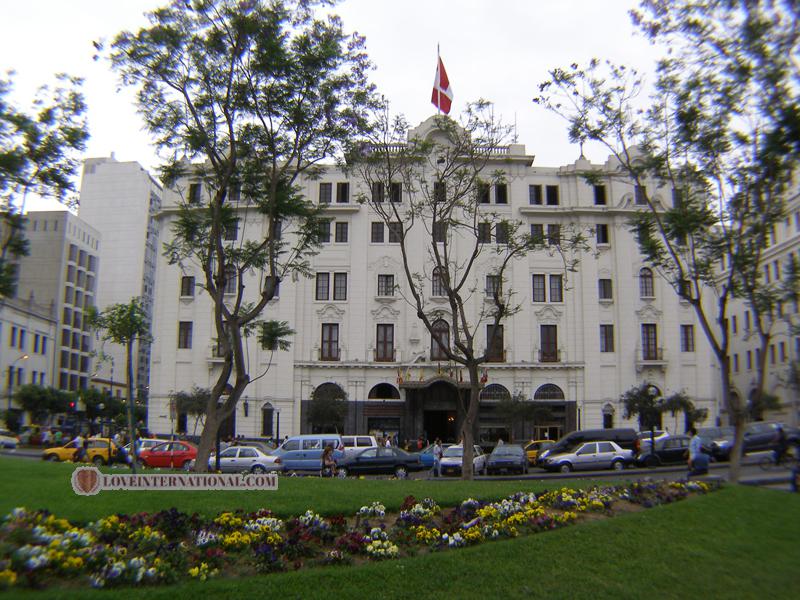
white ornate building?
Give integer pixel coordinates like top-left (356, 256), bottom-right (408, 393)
top-left (146, 118), bottom-right (718, 443)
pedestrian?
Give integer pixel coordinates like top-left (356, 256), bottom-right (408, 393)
top-left (41, 428), bottom-right (52, 447)
top-left (385, 435), bottom-right (392, 448)
top-left (687, 427), bottom-right (708, 476)
top-left (321, 445), bottom-right (336, 477)
top-left (53, 430), bottom-right (63, 446)
top-left (432, 438), bottom-right (444, 478)
top-left (497, 437), bottom-right (504, 446)
top-left (416, 435), bottom-right (424, 451)
top-left (773, 425), bottom-right (788, 466)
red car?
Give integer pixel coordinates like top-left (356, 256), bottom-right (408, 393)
top-left (139, 441), bottom-right (197, 469)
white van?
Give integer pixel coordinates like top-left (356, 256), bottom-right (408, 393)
top-left (341, 435), bottom-right (378, 458)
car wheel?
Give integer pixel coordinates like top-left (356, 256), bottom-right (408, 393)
top-left (46, 454), bottom-right (59, 462)
top-left (336, 467), bottom-right (348, 478)
top-left (251, 464), bottom-right (267, 474)
top-left (612, 460), bottom-right (625, 471)
top-left (645, 455), bottom-right (659, 468)
top-left (559, 463), bottom-right (572, 473)
top-left (394, 465), bottom-right (408, 479)
top-left (92, 455), bottom-right (105, 466)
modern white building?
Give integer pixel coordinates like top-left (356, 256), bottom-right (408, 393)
top-left (15, 211), bottom-right (101, 394)
top-left (78, 156), bottom-right (162, 400)
top-left (147, 118), bottom-right (719, 443)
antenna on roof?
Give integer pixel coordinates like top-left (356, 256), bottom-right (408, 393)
top-left (513, 112), bottom-right (518, 143)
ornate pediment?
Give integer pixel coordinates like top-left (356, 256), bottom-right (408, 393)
top-left (635, 303), bottom-right (662, 320)
top-left (368, 255), bottom-right (403, 272)
top-left (316, 303), bottom-right (346, 319)
top-left (371, 304), bottom-right (400, 320)
top-left (534, 305), bottom-right (563, 323)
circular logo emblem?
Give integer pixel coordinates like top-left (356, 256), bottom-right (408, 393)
top-left (72, 466), bottom-right (101, 496)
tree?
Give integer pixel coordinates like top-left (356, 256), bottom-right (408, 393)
top-left (0, 73), bottom-right (88, 297)
top-left (170, 386), bottom-right (210, 435)
top-left (87, 298), bottom-right (151, 473)
top-left (535, 1), bottom-right (799, 481)
top-left (13, 385), bottom-right (73, 424)
top-left (621, 383), bottom-right (707, 438)
top-left (307, 385), bottom-right (348, 433)
top-left (347, 101), bottom-right (587, 479)
top-left (109, 0), bottom-right (374, 472)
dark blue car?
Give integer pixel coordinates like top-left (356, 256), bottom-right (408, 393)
top-left (486, 444), bottom-right (528, 475)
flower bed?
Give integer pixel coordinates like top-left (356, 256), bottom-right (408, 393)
top-left (0, 480), bottom-right (719, 591)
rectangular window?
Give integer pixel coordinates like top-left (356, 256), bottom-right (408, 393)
top-left (224, 219), bottom-right (239, 241)
top-left (594, 185), bottom-right (607, 205)
top-left (69, 244), bottom-right (78, 262)
top-left (774, 260), bottom-right (780, 280)
top-left (532, 274), bottom-right (546, 302)
top-left (18, 330), bottom-right (25, 350)
top-left (547, 224), bottom-right (560, 246)
top-left (432, 269), bottom-right (446, 297)
top-left (769, 344), bottom-right (776, 365)
top-left (598, 278), bottom-right (613, 300)
top-left (485, 275), bottom-right (502, 298)
top-left (315, 273), bottom-right (330, 301)
top-left (495, 222), bottom-right (509, 244)
top-left (319, 182), bottom-right (332, 204)
top-left (764, 264), bottom-right (771, 283)
top-left (680, 325), bottom-right (695, 352)
top-left (635, 185), bottom-right (647, 205)
top-left (780, 341), bottom-right (786, 362)
top-left (223, 267), bottom-right (237, 295)
top-left (641, 324), bottom-right (658, 360)
top-left (746, 350), bottom-right (752, 370)
top-left (377, 274), bottom-right (394, 297)
top-left (318, 220), bottom-right (331, 243)
top-left (600, 324), bottom-right (615, 352)
top-left (546, 185), bottom-right (559, 205)
top-left (376, 324), bottom-right (394, 362)
top-left (733, 354), bottom-right (739, 372)
top-left (549, 274), bottom-right (563, 302)
top-left (756, 348), bottom-right (762, 366)
top-left (321, 324), bottom-right (339, 361)
top-left (745, 310), bottom-right (751, 330)
top-left (433, 221), bottom-right (447, 243)
top-left (495, 183), bottom-right (508, 204)
top-left (228, 183), bottom-right (241, 203)
top-left (529, 184), bottom-right (543, 205)
top-left (388, 222), bottom-right (402, 243)
top-left (390, 182), bottom-right (402, 203)
top-left (672, 187), bottom-right (684, 208)
top-left (530, 223), bottom-right (544, 243)
top-left (10, 326), bottom-right (16, 348)
top-left (335, 222), bottom-right (349, 243)
top-left (178, 322), bottom-right (193, 349)
top-left (336, 182), bottom-right (349, 203)
top-left (180, 276), bottom-right (195, 297)
top-left (41, 338), bottom-right (47, 355)
top-left (486, 324), bottom-right (504, 362)
top-left (188, 183), bottom-right (201, 204)
top-left (333, 272), bottom-right (348, 301)
top-left (478, 183), bottom-right (490, 204)
top-left (478, 222), bottom-right (491, 243)
top-left (596, 224), bottom-right (609, 244)
top-left (371, 181), bottom-right (385, 203)
top-left (732, 315), bottom-right (738, 334)
top-left (540, 324), bottom-right (558, 362)
top-left (371, 222), bottom-right (384, 243)
top-left (434, 181), bottom-right (446, 203)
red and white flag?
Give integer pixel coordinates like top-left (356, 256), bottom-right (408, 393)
top-left (431, 54), bottom-right (453, 115)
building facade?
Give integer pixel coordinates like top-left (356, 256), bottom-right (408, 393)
top-left (147, 118), bottom-right (718, 443)
top-left (14, 211), bottom-right (100, 395)
top-left (78, 156), bottom-right (162, 400)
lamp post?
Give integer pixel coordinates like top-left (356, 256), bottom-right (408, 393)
top-left (215, 398), bottom-right (223, 472)
top-left (6, 353), bottom-right (29, 413)
top-left (275, 407), bottom-right (281, 444)
top-left (647, 385), bottom-right (660, 460)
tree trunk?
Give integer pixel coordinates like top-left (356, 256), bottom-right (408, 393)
top-left (460, 364), bottom-right (481, 480)
top-left (194, 409), bottom-right (218, 473)
top-left (718, 354), bottom-right (744, 483)
top-left (125, 341), bottom-right (137, 474)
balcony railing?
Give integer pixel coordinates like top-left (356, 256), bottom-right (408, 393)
top-left (640, 347), bottom-right (664, 361)
top-left (319, 346), bottom-right (341, 361)
top-left (373, 348), bottom-right (396, 363)
top-left (486, 349), bottom-right (506, 363)
top-left (539, 349), bottom-right (561, 363)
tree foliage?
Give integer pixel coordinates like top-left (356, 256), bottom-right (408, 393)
top-left (0, 72), bottom-right (88, 297)
top-left (535, 0), bottom-right (799, 481)
top-left (308, 385), bottom-right (347, 433)
top-left (170, 386), bottom-right (210, 435)
top-left (347, 100), bottom-right (588, 478)
top-left (13, 385), bottom-right (74, 423)
top-left (108, 0), bottom-right (375, 471)
top-left (621, 383), bottom-right (706, 432)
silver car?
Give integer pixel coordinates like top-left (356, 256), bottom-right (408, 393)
top-left (208, 445), bottom-right (280, 473)
top-left (541, 440), bottom-right (632, 473)
top-left (440, 444), bottom-right (488, 476)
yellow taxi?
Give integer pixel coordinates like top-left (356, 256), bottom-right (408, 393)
top-left (523, 439), bottom-right (554, 465)
top-left (42, 437), bottom-right (117, 465)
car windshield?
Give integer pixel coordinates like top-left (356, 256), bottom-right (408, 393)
top-left (443, 446), bottom-right (463, 458)
top-left (491, 446), bottom-right (522, 456)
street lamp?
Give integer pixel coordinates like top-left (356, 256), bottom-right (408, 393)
top-left (6, 354), bottom-right (29, 413)
top-left (647, 385), bottom-right (660, 459)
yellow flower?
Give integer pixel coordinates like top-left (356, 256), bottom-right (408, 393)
top-left (0, 569), bottom-right (17, 587)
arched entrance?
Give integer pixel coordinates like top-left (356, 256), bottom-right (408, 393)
top-left (401, 377), bottom-right (468, 444)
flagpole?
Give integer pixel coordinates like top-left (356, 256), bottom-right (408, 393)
top-left (436, 43), bottom-right (441, 115)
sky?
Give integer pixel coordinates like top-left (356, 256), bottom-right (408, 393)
top-left (0, 0), bottom-right (663, 212)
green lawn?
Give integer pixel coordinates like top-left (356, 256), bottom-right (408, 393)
top-left (3, 458), bottom-right (799, 599)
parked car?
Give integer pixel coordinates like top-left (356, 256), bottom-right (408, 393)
top-left (636, 435), bottom-right (692, 467)
top-left (42, 438), bottom-right (117, 465)
top-left (337, 446), bottom-right (424, 478)
top-left (696, 426), bottom-right (734, 455)
top-left (417, 443), bottom-right (453, 468)
top-left (522, 440), bottom-right (553, 466)
top-left (540, 440), bottom-right (633, 473)
top-left (271, 434), bottom-right (344, 473)
top-left (537, 428), bottom-right (639, 466)
top-left (229, 439), bottom-right (274, 455)
top-left (637, 430), bottom-right (670, 450)
top-left (486, 444), bottom-right (528, 475)
top-left (208, 445), bottom-right (279, 473)
top-left (710, 422), bottom-right (797, 461)
top-left (124, 438), bottom-right (167, 457)
top-left (340, 435), bottom-right (379, 458)
top-left (139, 441), bottom-right (197, 469)
top-left (440, 445), bottom-right (487, 476)
top-left (0, 429), bottom-right (19, 449)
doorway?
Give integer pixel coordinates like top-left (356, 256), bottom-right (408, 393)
top-left (423, 410), bottom-right (458, 443)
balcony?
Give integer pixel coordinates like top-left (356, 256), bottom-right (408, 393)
top-left (208, 343), bottom-right (226, 363)
top-left (319, 346), bottom-right (341, 362)
top-left (636, 347), bottom-right (667, 373)
top-left (539, 349), bottom-right (561, 363)
top-left (373, 348), bottom-right (396, 363)
top-left (485, 349), bottom-right (506, 363)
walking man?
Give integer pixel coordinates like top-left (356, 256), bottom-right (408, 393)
top-left (432, 438), bottom-right (443, 478)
